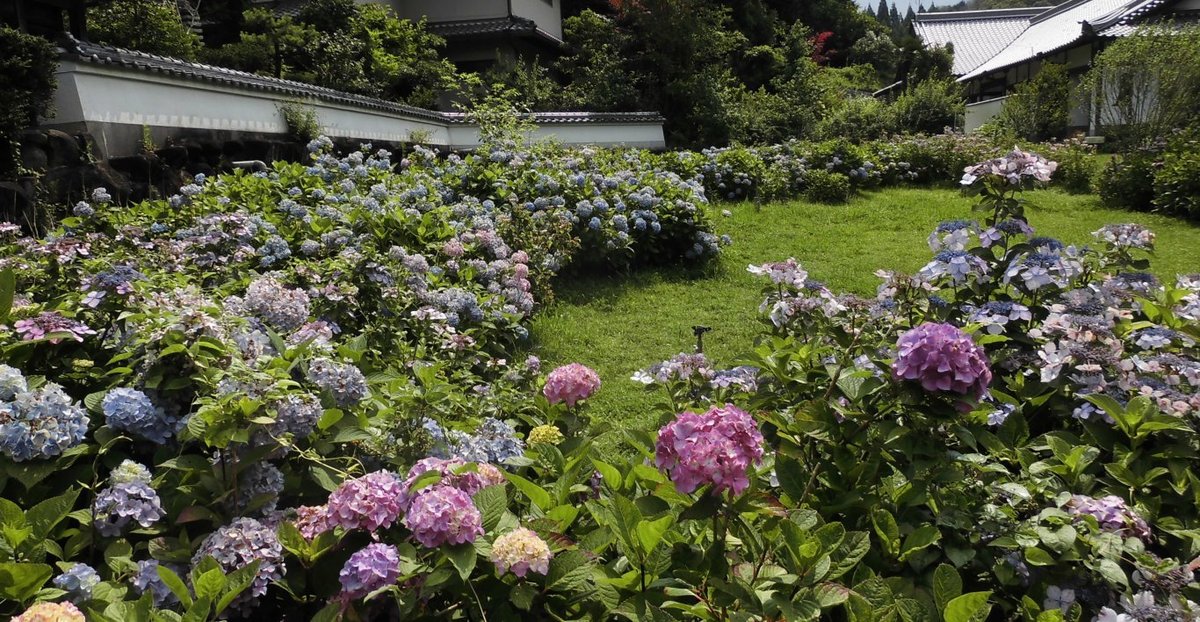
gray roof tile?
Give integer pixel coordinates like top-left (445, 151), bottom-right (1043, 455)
top-left (913, 7), bottom-right (1048, 76)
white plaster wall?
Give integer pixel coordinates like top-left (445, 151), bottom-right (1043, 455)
top-left (44, 62), bottom-right (667, 156)
top-left (391, 0), bottom-right (506, 23)
top-left (965, 96), bottom-right (1007, 132)
top-left (510, 0), bottom-right (562, 40)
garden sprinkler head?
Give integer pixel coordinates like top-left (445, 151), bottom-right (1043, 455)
top-left (692, 325), bottom-right (711, 353)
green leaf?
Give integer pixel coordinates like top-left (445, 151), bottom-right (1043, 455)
top-left (473, 484), bottom-right (508, 532)
top-left (826, 531), bottom-right (869, 580)
top-left (933, 564), bottom-right (962, 614)
top-left (26, 488), bottom-right (81, 541)
top-left (1024, 547), bottom-right (1056, 566)
top-left (547, 550), bottom-right (592, 593)
top-left (504, 471), bottom-right (552, 511)
top-left (636, 515), bottom-right (674, 557)
top-left (1093, 559), bottom-right (1128, 589)
top-left (871, 509), bottom-right (900, 558)
top-left (0, 268), bottom-right (14, 324)
top-left (217, 561), bottom-right (260, 614)
top-left (181, 596), bottom-right (213, 622)
top-left (775, 455), bottom-right (809, 503)
top-left (445, 543), bottom-right (477, 580)
top-left (591, 459), bottom-right (622, 490)
top-left (157, 564), bottom-right (195, 608)
top-left (943, 591), bottom-right (992, 622)
top-left (813, 582), bottom-right (851, 607)
top-left (310, 603), bottom-right (341, 622)
top-left (0, 562), bottom-right (52, 601)
top-left (900, 525), bottom-right (941, 561)
top-left (193, 567), bottom-right (226, 601)
top-left (510, 582), bottom-right (538, 610)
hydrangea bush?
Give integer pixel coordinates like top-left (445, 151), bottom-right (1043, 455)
top-left (1, 138), bottom-right (1198, 622)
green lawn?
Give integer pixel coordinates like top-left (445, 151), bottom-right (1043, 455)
top-left (528, 188), bottom-right (1200, 447)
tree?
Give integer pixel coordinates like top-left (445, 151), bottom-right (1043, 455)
top-left (849, 30), bottom-right (899, 84)
top-left (87, 0), bottom-right (201, 59)
top-left (201, 9), bottom-right (315, 78)
top-left (996, 62), bottom-right (1071, 140)
top-left (0, 27), bottom-right (57, 176)
top-left (1083, 23), bottom-right (1200, 146)
top-left (555, 10), bottom-right (641, 111)
top-left (874, 0), bottom-right (890, 26)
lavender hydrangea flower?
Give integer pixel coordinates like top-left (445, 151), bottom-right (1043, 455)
top-left (267, 393), bottom-right (323, 439)
top-left (308, 358), bottom-right (369, 407)
top-left (230, 462), bottom-right (285, 516)
top-left (242, 276), bottom-right (311, 331)
top-left (543, 363), bottom-right (601, 407)
top-left (53, 563), bottom-right (100, 603)
top-left (969, 301), bottom-right (1032, 334)
top-left (1066, 494), bottom-right (1151, 540)
top-left (1093, 224), bottom-right (1155, 251)
top-left (893, 323), bottom-right (992, 402)
top-left (338, 543), bottom-right (401, 601)
top-left (403, 485), bottom-right (483, 548)
top-left (746, 258), bottom-right (807, 287)
top-left (132, 560), bottom-right (180, 606)
top-left (13, 312), bottom-right (96, 343)
top-left (1133, 327), bottom-right (1177, 350)
top-left (325, 470), bottom-right (406, 532)
top-left (0, 383), bottom-right (89, 462)
top-left (655, 404), bottom-right (765, 496)
top-left (980, 219), bottom-right (1034, 247)
top-left (928, 220), bottom-right (976, 252)
top-left (191, 518), bottom-right (285, 613)
top-left (920, 250), bottom-right (989, 285)
top-left (93, 463), bottom-right (165, 536)
top-left (491, 527), bottom-right (552, 578)
top-left (102, 388), bottom-right (176, 444)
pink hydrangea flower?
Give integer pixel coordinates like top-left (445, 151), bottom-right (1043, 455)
top-left (326, 471), bottom-right (405, 533)
top-left (543, 363), bottom-right (601, 407)
top-left (893, 323), bottom-right (992, 401)
top-left (655, 404), bottom-right (765, 496)
top-left (403, 485), bottom-right (483, 548)
top-left (13, 312), bottom-right (96, 344)
top-left (13, 601), bottom-right (86, 622)
top-left (491, 527), bottom-right (552, 578)
top-left (293, 504), bottom-right (330, 540)
top-left (399, 457), bottom-right (499, 511)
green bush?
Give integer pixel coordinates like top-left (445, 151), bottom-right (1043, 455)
top-left (1038, 139), bottom-right (1096, 194)
top-left (995, 62), bottom-right (1072, 141)
top-left (892, 77), bottom-right (964, 135)
top-left (277, 101), bottom-right (321, 142)
top-left (1153, 146), bottom-right (1200, 219)
top-left (815, 97), bottom-right (897, 142)
top-left (0, 27), bottom-right (57, 177)
top-left (1095, 151), bottom-right (1158, 211)
top-left (803, 169), bottom-right (851, 203)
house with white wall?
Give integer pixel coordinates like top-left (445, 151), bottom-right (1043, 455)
top-left (913, 0), bottom-right (1200, 133)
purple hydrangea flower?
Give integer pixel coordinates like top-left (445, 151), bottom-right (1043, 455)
top-left (338, 543), bottom-right (401, 600)
top-left (893, 323), bottom-right (992, 401)
top-left (191, 518), bottom-right (285, 614)
top-left (398, 457), bottom-right (504, 511)
top-left (655, 404), bottom-right (765, 496)
top-left (1066, 494), bottom-right (1151, 540)
top-left (326, 470), bottom-right (405, 532)
top-left (93, 464), bottom-right (166, 537)
top-left (13, 312), bottom-right (96, 343)
top-left (403, 485), bottom-right (483, 548)
top-left (308, 358), bottom-right (369, 407)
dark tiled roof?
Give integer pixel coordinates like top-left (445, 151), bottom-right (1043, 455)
top-left (913, 7), bottom-right (1049, 76)
top-left (443, 111), bottom-right (665, 124)
top-left (60, 35), bottom-right (447, 121)
top-left (57, 36), bottom-right (662, 126)
top-left (428, 16), bottom-right (564, 46)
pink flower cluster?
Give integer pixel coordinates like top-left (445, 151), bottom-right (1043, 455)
top-left (403, 485), bottom-right (483, 548)
top-left (543, 363), bottom-right (601, 407)
top-left (893, 322), bottom-right (992, 401)
top-left (13, 602), bottom-right (85, 622)
top-left (491, 527), bottom-right (552, 578)
top-left (655, 404), bottom-right (765, 496)
top-left (960, 147), bottom-right (1057, 186)
top-left (398, 457), bottom-right (504, 511)
top-left (13, 312), bottom-right (97, 344)
top-left (325, 470), bottom-right (406, 533)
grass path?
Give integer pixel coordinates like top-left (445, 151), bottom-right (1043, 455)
top-left (529, 188), bottom-right (1200, 444)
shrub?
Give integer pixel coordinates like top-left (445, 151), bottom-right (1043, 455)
top-left (277, 101), bottom-right (321, 142)
top-left (0, 27), bottom-right (57, 177)
top-left (803, 169), bottom-right (851, 203)
top-left (995, 62), bottom-right (1072, 141)
top-left (1038, 139), bottom-right (1096, 193)
top-left (1152, 146), bottom-right (1200, 219)
top-left (892, 77), bottom-right (964, 135)
top-left (1095, 150), bottom-right (1158, 211)
top-left (815, 96), bottom-right (897, 142)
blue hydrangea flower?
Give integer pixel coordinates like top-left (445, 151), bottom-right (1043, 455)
top-left (0, 364), bottom-right (27, 401)
top-left (457, 417), bottom-right (524, 464)
top-left (93, 479), bottom-right (166, 536)
top-left (308, 359), bottom-right (369, 407)
top-left (192, 518), bottom-right (285, 614)
top-left (102, 388), bottom-right (176, 444)
top-left (0, 384), bottom-right (89, 462)
top-left (230, 462), bottom-right (285, 516)
top-left (53, 563), bottom-right (100, 603)
top-left (132, 560), bottom-right (180, 606)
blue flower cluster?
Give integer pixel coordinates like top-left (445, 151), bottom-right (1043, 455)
top-left (133, 559), bottom-right (181, 606)
top-left (0, 375), bottom-right (89, 462)
top-left (231, 462), bottom-right (285, 516)
top-left (269, 393), bottom-right (323, 439)
top-left (424, 417), bottom-right (524, 464)
top-left (93, 460), bottom-right (166, 536)
top-left (241, 275), bottom-right (311, 332)
top-left (53, 563), bottom-right (100, 603)
top-left (308, 358), bottom-right (369, 407)
top-left (191, 517), bottom-right (285, 614)
top-left (102, 388), bottom-right (177, 444)
top-left (423, 288), bottom-right (484, 326)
